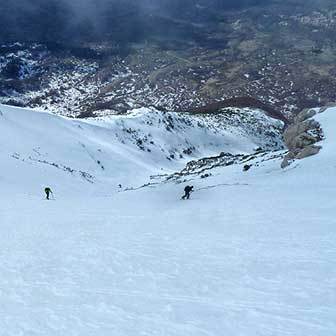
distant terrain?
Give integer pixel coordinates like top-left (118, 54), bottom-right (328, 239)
top-left (1, 0), bottom-right (336, 118)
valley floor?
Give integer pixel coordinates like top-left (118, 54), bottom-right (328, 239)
top-left (0, 106), bottom-right (335, 335)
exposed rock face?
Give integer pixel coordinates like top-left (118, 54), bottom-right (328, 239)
top-left (281, 106), bottom-right (329, 168)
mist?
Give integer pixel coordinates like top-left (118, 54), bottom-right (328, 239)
top-left (0, 0), bottom-right (272, 46)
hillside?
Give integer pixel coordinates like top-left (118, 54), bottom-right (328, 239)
top-left (0, 104), bottom-right (335, 335)
top-left (0, 104), bottom-right (283, 195)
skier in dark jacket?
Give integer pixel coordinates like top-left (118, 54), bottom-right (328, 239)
top-left (182, 185), bottom-right (193, 200)
top-left (44, 187), bottom-right (53, 200)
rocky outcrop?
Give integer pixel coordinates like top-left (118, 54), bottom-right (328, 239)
top-left (281, 106), bottom-right (330, 168)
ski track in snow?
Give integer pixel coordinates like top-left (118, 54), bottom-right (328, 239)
top-left (0, 105), bottom-right (335, 335)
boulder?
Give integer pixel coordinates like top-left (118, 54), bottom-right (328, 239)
top-left (294, 108), bottom-right (317, 123)
top-left (295, 145), bottom-right (322, 160)
top-left (281, 107), bottom-right (325, 168)
top-left (283, 118), bottom-right (320, 150)
top-left (291, 133), bottom-right (318, 149)
top-left (280, 156), bottom-right (291, 169)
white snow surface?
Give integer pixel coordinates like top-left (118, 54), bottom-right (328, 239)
top-left (0, 104), bottom-right (335, 335)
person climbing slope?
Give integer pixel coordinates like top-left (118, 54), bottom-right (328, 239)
top-left (44, 187), bottom-right (53, 200)
top-left (182, 185), bottom-right (193, 200)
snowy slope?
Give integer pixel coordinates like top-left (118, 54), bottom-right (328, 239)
top-left (0, 104), bottom-right (335, 336)
top-left (0, 104), bottom-right (282, 197)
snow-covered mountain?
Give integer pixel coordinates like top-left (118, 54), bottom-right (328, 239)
top-left (0, 103), bottom-right (335, 335)
top-left (0, 104), bottom-right (283, 196)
